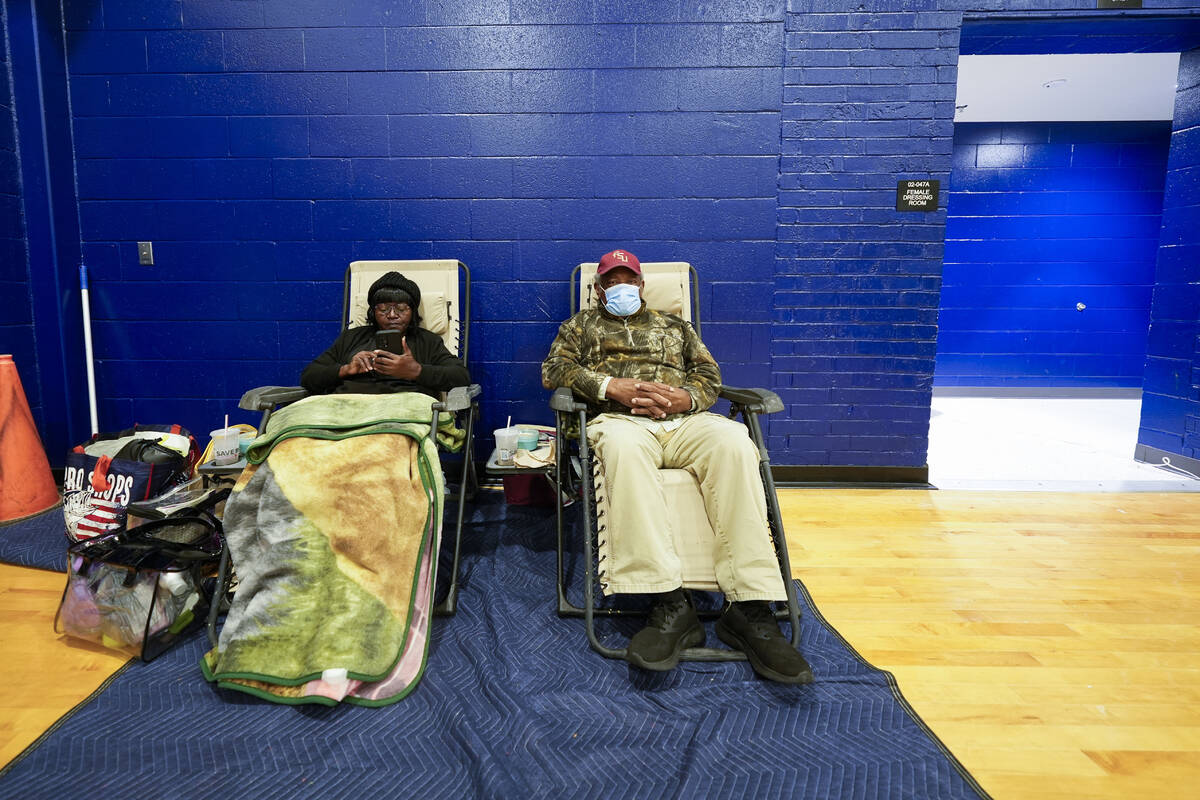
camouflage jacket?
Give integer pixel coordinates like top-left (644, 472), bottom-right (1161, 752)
top-left (542, 303), bottom-right (722, 419)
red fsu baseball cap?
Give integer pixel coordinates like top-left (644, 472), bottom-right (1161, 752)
top-left (596, 249), bottom-right (642, 275)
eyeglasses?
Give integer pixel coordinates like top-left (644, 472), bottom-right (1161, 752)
top-left (374, 303), bottom-right (411, 317)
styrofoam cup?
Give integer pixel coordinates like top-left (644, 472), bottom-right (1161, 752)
top-left (210, 427), bottom-right (241, 466)
top-left (494, 427), bottom-right (519, 465)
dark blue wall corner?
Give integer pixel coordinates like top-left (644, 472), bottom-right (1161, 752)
top-left (1139, 47), bottom-right (1200, 460)
top-left (938, 121), bottom-right (1171, 388)
top-left (0, 3), bottom-right (40, 432)
top-left (7, 0), bottom-right (87, 464)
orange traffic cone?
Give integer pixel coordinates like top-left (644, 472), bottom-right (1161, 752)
top-left (0, 354), bottom-right (60, 521)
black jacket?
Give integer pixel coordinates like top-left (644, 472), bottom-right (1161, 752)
top-left (300, 325), bottom-right (470, 398)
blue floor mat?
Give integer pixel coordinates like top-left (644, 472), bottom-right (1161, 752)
top-left (0, 504), bottom-right (65, 572)
top-left (1, 492), bottom-right (988, 800)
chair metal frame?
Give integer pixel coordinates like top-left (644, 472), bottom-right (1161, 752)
top-left (207, 260), bottom-right (481, 648)
top-left (550, 263), bottom-right (802, 663)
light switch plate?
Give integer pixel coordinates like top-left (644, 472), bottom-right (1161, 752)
top-left (137, 241), bottom-right (154, 266)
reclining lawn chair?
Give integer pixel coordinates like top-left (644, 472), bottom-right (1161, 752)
top-left (207, 260), bottom-right (480, 647)
top-left (550, 261), bottom-right (802, 664)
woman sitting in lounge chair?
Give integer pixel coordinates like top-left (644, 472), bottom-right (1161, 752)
top-left (202, 272), bottom-right (470, 707)
top-left (301, 271), bottom-right (470, 398)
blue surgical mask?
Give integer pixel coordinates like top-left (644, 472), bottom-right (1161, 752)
top-left (603, 283), bottom-right (641, 317)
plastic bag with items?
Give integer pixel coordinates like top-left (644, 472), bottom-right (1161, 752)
top-left (55, 496), bottom-right (226, 662)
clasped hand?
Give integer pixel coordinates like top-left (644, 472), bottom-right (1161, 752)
top-left (340, 338), bottom-right (423, 380)
top-left (606, 378), bottom-right (690, 419)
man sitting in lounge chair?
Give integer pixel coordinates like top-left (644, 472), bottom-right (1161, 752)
top-left (542, 249), bottom-right (812, 684)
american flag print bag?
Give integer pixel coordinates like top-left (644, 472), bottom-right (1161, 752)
top-left (63, 424), bottom-right (199, 542)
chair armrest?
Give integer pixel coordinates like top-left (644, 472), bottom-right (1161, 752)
top-left (550, 386), bottom-right (590, 414)
top-left (239, 386), bottom-right (309, 412)
top-left (433, 384), bottom-right (481, 413)
top-left (718, 385), bottom-right (784, 415)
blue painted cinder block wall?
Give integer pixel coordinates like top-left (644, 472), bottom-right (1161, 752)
top-left (64, 0), bottom-right (783, 459)
top-left (0, 2), bottom-right (39, 430)
top-left (12, 1), bottom-right (1200, 472)
top-left (938, 121), bottom-right (1171, 388)
top-left (1139, 47), bottom-right (1200, 460)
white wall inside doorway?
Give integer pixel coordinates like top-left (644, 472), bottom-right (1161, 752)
top-left (955, 52), bottom-right (1181, 122)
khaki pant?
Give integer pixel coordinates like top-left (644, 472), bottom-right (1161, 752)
top-left (586, 412), bottom-right (787, 602)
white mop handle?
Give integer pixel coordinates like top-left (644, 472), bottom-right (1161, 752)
top-left (79, 264), bottom-right (99, 435)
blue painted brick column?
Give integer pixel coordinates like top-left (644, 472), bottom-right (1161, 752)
top-left (777, 2), bottom-right (959, 468)
top-left (1139, 47), bottom-right (1200, 462)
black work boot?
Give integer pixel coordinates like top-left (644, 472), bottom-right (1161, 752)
top-left (716, 601), bottom-right (813, 684)
top-left (626, 589), bottom-right (704, 672)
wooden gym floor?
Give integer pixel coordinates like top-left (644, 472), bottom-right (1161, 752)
top-left (3, 488), bottom-right (1198, 798)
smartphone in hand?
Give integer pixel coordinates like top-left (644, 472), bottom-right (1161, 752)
top-left (374, 331), bottom-right (404, 353)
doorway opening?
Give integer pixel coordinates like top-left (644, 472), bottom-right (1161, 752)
top-left (931, 17), bottom-right (1200, 490)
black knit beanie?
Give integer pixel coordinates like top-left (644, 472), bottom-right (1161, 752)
top-left (367, 271), bottom-right (423, 327)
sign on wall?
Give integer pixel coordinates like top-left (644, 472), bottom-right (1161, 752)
top-left (896, 180), bottom-right (940, 212)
